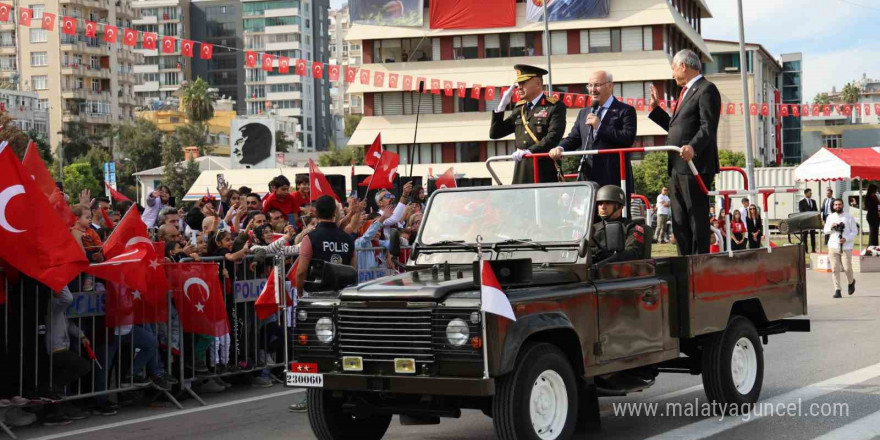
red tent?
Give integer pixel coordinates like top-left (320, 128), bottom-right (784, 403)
top-left (794, 147), bottom-right (880, 182)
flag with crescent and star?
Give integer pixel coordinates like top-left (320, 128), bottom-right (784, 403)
top-left (308, 159), bottom-right (339, 202)
top-left (167, 262), bottom-right (229, 336)
top-left (102, 204), bottom-right (150, 258)
top-left (22, 140), bottom-right (76, 227)
top-left (358, 150), bottom-right (399, 190)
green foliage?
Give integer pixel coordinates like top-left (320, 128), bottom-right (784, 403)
top-left (632, 153), bottom-right (668, 203)
top-left (176, 121), bottom-right (212, 155)
top-left (841, 82), bottom-right (860, 104)
top-left (109, 118), bottom-right (163, 171)
top-left (718, 150), bottom-right (761, 168)
top-left (319, 145), bottom-right (364, 167)
top-left (813, 93), bottom-right (830, 105)
top-left (62, 161), bottom-right (102, 199)
top-left (276, 130), bottom-right (294, 153)
top-left (344, 114), bottom-right (362, 137)
top-left (179, 77), bottom-right (217, 123)
top-left (60, 122), bottom-right (101, 164)
top-left (0, 112), bottom-right (28, 159)
top-left (25, 130), bottom-right (53, 169)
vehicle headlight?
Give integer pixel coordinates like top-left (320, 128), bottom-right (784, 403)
top-left (315, 317), bottom-right (335, 343)
top-left (446, 318), bottom-right (470, 347)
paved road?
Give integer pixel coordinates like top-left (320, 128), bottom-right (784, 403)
top-left (18, 270), bottom-right (880, 440)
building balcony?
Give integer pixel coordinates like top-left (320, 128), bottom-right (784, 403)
top-left (266, 75), bottom-right (299, 85)
top-left (60, 0), bottom-right (109, 10)
top-left (0, 23), bottom-right (14, 31)
top-left (265, 25), bottom-right (299, 35)
top-left (135, 48), bottom-right (159, 57)
top-left (60, 41), bottom-right (108, 56)
top-left (133, 81), bottom-right (160, 93)
top-left (266, 41), bottom-right (299, 51)
top-left (118, 72), bottom-right (139, 84)
top-left (63, 111), bottom-right (113, 125)
top-left (61, 88), bottom-right (112, 100)
top-left (265, 8), bottom-right (298, 18)
top-left (0, 46), bottom-right (15, 56)
top-left (61, 64), bottom-right (112, 79)
top-left (159, 83), bottom-right (181, 91)
top-left (133, 64), bottom-right (159, 74)
top-left (277, 108), bottom-right (302, 117)
top-left (132, 15), bottom-right (158, 25)
top-left (117, 93), bottom-right (139, 106)
top-left (267, 91), bottom-right (301, 101)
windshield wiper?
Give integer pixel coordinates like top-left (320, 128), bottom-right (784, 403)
top-left (425, 240), bottom-right (482, 251)
top-left (493, 238), bottom-right (548, 252)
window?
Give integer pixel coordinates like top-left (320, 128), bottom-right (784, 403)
top-left (30, 51), bottom-right (48, 66)
top-left (91, 79), bottom-right (100, 92)
top-left (550, 31), bottom-right (567, 55)
top-left (643, 26), bottom-right (654, 50)
top-left (621, 27), bottom-right (642, 52)
top-left (484, 34), bottom-right (501, 58)
top-left (622, 82), bottom-right (645, 100)
top-left (589, 29), bottom-right (610, 53)
top-left (456, 142), bottom-right (480, 163)
top-left (30, 29), bottom-right (48, 43)
top-left (509, 33), bottom-right (527, 56)
top-left (32, 75), bottom-right (48, 90)
top-left (30, 5), bottom-right (44, 19)
top-left (823, 135), bottom-right (842, 149)
top-left (453, 36), bottom-right (478, 60)
top-left (36, 99), bottom-right (48, 110)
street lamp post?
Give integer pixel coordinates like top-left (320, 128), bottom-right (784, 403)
top-left (737, 0), bottom-right (757, 192)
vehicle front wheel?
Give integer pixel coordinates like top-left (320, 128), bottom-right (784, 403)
top-left (493, 343), bottom-right (579, 440)
top-left (701, 315), bottom-right (764, 410)
top-left (307, 389), bottom-right (392, 440)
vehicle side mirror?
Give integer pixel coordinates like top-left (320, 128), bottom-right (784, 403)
top-left (389, 229), bottom-right (401, 257)
top-left (604, 222), bottom-right (626, 253)
top-left (305, 259), bottom-right (358, 292)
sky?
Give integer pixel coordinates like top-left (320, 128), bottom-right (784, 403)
top-left (328, 0), bottom-right (880, 101)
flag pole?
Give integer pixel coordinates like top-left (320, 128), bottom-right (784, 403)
top-left (360, 151), bottom-right (382, 203)
top-left (476, 235), bottom-right (489, 380)
top-left (542, 0), bottom-right (553, 92)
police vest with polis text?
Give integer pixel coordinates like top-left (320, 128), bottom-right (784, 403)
top-left (307, 222), bottom-right (355, 265)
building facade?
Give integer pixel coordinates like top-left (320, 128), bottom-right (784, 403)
top-left (11, 0), bottom-right (141, 152)
top-left (328, 4), bottom-right (358, 147)
top-left (827, 73), bottom-right (880, 125)
top-left (0, 88), bottom-right (49, 138)
top-left (801, 113), bottom-right (880, 158)
top-left (703, 39), bottom-right (782, 166)
top-left (780, 52), bottom-right (803, 164)
top-left (190, 0), bottom-right (245, 114)
top-left (344, 0), bottom-right (712, 166)
top-left (131, 0), bottom-right (192, 108)
top-left (241, 0), bottom-right (330, 152)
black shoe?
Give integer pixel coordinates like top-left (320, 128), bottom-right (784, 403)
top-left (150, 375), bottom-right (172, 391)
top-left (194, 359), bottom-right (209, 373)
top-left (90, 403), bottom-right (118, 416)
top-left (288, 400), bottom-right (308, 413)
top-left (41, 413), bottom-right (72, 426)
top-left (849, 280), bottom-right (856, 295)
top-left (833, 290), bottom-right (842, 298)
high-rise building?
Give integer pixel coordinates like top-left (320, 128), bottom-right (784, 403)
top-left (344, 0), bottom-right (712, 166)
top-left (13, 1), bottom-right (141, 152)
top-left (131, 0), bottom-right (192, 108)
top-left (190, 0), bottom-right (245, 114)
top-left (0, 88), bottom-right (49, 138)
top-left (241, 0), bottom-right (330, 152)
top-left (328, 4), bottom-right (357, 146)
top-left (780, 52), bottom-right (803, 164)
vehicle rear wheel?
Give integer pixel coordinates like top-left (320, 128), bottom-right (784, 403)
top-left (307, 389), bottom-right (392, 440)
top-left (701, 315), bottom-right (764, 410)
top-left (493, 343), bottom-right (579, 440)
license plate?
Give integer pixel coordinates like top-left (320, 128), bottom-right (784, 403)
top-left (286, 372), bottom-right (324, 388)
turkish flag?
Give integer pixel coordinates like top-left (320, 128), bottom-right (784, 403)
top-left (402, 75), bottom-right (413, 91)
top-left (18, 8), bottom-right (31, 26)
top-left (373, 71), bottom-right (385, 87)
top-left (485, 87), bottom-right (496, 101)
top-left (125, 29), bottom-right (140, 47)
top-left (626, 97), bottom-right (634, 107)
top-left (104, 181), bottom-right (131, 203)
top-left (85, 21), bottom-right (96, 37)
top-left (727, 103), bottom-right (736, 115)
top-left (254, 268), bottom-right (293, 321)
top-left (167, 263), bottom-right (229, 337)
top-left (61, 16), bottom-right (76, 35)
top-left (551, 91), bottom-right (561, 102)
top-left (360, 68), bottom-right (370, 85)
top-left (245, 51), bottom-right (257, 68)
top-left (312, 62), bottom-right (324, 78)
top-left (142, 29), bottom-right (159, 50)
top-left (431, 79), bottom-right (441, 95)
top-left (102, 204), bottom-right (150, 259)
top-left (471, 84), bottom-right (482, 99)
top-left (749, 103), bottom-right (758, 116)
top-left (0, 141), bottom-right (88, 291)
top-left (162, 36), bottom-right (176, 53)
top-left (22, 141), bottom-right (75, 227)
top-left (389, 73), bottom-right (400, 88)
top-left (442, 80), bottom-right (453, 96)
top-left (563, 94), bottom-right (574, 107)
top-left (0, 4), bottom-right (9, 22)
top-left (365, 134), bottom-right (383, 169)
top-left (295, 59), bottom-right (308, 76)
top-left (181, 39), bottom-right (193, 57)
top-left (842, 104), bottom-right (852, 116)
top-left (86, 247), bottom-right (151, 297)
top-left (456, 82), bottom-right (467, 98)
top-left (822, 105), bottom-right (832, 116)
top-left (309, 159), bottom-right (339, 202)
top-left (873, 103), bottom-right (880, 116)
top-left (261, 53), bottom-right (274, 71)
top-left (575, 94), bottom-right (587, 108)
top-left (635, 98), bottom-right (645, 112)
top-left (866, 104), bottom-right (873, 116)
top-left (104, 278), bottom-right (168, 327)
top-left (200, 43), bottom-right (213, 59)
top-left (760, 102), bottom-right (769, 117)
top-left (103, 25), bottom-right (118, 43)
top-left (41, 12), bottom-right (55, 31)
top-left (780, 104), bottom-right (790, 117)
top-left (328, 64), bottom-right (340, 81)
top-left (792, 105), bottom-right (800, 117)
top-left (278, 56), bottom-right (290, 73)
top-left (436, 167), bottom-right (457, 189)
top-left (345, 66), bottom-right (357, 83)
top-left (358, 151), bottom-right (399, 190)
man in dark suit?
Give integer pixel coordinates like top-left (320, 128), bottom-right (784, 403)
top-left (799, 188), bottom-right (819, 254)
top-left (490, 64), bottom-right (567, 184)
top-left (550, 70), bottom-right (637, 216)
top-left (648, 49), bottom-right (721, 256)
top-left (822, 187), bottom-right (834, 245)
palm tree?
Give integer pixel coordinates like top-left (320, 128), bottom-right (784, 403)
top-left (841, 82), bottom-right (860, 104)
top-left (179, 77), bottom-right (218, 123)
top-left (813, 93), bottom-right (831, 105)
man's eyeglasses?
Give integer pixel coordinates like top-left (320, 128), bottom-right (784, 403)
top-left (382, 193), bottom-right (395, 200)
top-left (585, 82), bottom-right (611, 90)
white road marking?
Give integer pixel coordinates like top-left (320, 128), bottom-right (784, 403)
top-left (645, 362), bottom-right (880, 440)
top-left (646, 385), bottom-right (705, 403)
top-left (811, 409), bottom-right (880, 440)
top-left (31, 389), bottom-right (305, 440)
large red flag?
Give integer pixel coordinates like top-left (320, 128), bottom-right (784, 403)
top-left (167, 263), bottom-right (229, 337)
top-left (104, 181), bottom-right (132, 203)
top-left (22, 141), bottom-right (75, 227)
top-left (358, 151), bottom-right (399, 190)
top-left (365, 134), bottom-right (383, 169)
top-left (309, 159), bottom-right (339, 202)
top-left (104, 257), bottom-right (168, 327)
top-left (85, 246), bottom-right (150, 294)
top-left (0, 141), bottom-right (88, 291)
top-left (430, 0), bottom-right (515, 29)
top-left (255, 268), bottom-right (293, 321)
top-left (102, 204), bottom-right (150, 258)
top-left (436, 167), bottom-right (457, 189)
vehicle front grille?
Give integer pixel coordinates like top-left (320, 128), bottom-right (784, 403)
top-left (337, 308), bottom-right (434, 363)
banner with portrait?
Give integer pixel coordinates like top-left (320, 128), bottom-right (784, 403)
top-left (351, 0), bottom-right (425, 27)
top-left (526, 0), bottom-right (610, 22)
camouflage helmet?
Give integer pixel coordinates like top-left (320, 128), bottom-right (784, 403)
top-left (596, 185), bottom-right (626, 206)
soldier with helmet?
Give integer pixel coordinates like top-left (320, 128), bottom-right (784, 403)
top-left (489, 64), bottom-right (567, 184)
top-left (590, 185), bottom-right (648, 263)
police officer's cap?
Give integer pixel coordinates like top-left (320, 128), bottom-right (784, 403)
top-left (596, 185), bottom-right (626, 206)
top-left (514, 64), bottom-right (548, 83)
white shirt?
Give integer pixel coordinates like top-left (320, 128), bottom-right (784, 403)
top-left (656, 194), bottom-right (671, 215)
top-left (680, 74), bottom-right (703, 103)
top-left (823, 211), bottom-right (858, 251)
top-left (738, 206), bottom-right (749, 224)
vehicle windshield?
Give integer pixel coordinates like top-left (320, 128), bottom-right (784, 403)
top-left (419, 184), bottom-right (594, 246)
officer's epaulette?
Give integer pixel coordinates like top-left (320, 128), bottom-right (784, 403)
top-left (514, 100), bottom-right (528, 107)
top-left (546, 96), bottom-right (559, 104)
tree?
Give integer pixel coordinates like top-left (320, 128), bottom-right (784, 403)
top-left (813, 93), bottom-right (830, 105)
top-left (176, 121), bottom-right (212, 155)
top-left (62, 161), bottom-right (102, 199)
top-left (632, 153), bottom-right (667, 204)
top-left (841, 82), bottom-right (860, 104)
top-left (276, 130), bottom-right (295, 153)
top-left (160, 134), bottom-right (201, 202)
top-left (109, 118), bottom-right (163, 172)
top-left (25, 130), bottom-right (53, 170)
top-left (179, 77), bottom-right (217, 123)
top-left (0, 111), bottom-right (28, 159)
top-left (344, 114), bottom-right (362, 137)
top-left (319, 145), bottom-right (364, 167)
top-left (718, 150), bottom-right (761, 168)
top-left (60, 122), bottom-right (101, 164)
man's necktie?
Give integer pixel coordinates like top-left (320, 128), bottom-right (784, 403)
top-left (674, 86), bottom-right (688, 114)
top-left (588, 107), bottom-right (605, 146)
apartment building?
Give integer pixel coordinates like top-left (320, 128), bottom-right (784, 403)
top-left (190, 0), bottom-right (245, 113)
top-left (0, 88), bottom-right (49, 138)
top-left (131, 0), bottom-right (191, 107)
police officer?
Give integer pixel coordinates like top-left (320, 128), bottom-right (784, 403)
top-left (294, 195), bottom-right (356, 294)
top-left (590, 185), bottom-right (648, 263)
top-left (489, 64), bottom-right (567, 184)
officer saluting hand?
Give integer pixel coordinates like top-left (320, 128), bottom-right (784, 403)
top-left (489, 64), bottom-right (567, 184)
top-left (294, 195), bottom-right (356, 295)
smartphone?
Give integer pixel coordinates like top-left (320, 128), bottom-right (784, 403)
top-left (216, 173), bottom-right (227, 192)
top-left (190, 231), bottom-right (198, 247)
top-left (287, 213), bottom-right (296, 226)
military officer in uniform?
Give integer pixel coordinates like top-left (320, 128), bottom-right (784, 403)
top-left (489, 64), bottom-right (567, 184)
top-left (590, 185), bottom-right (648, 263)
